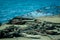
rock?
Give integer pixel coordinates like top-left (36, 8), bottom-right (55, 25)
top-left (0, 23), bottom-right (2, 26)
top-left (21, 33), bottom-right (40, 39)
top-left (7, 16), bottom-right (34, 25)
top-left (46, 30), bottom-right (60, 35)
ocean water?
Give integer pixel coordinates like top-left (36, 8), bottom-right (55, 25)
top-left (0, 0), bottom-right (60, 23)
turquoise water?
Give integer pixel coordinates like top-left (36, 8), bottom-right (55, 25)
top-left (0, 0), bottom-right (60, 23)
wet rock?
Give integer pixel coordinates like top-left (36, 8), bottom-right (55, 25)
top-left (7, 16), bottom-right (34, 25)
top-left (0, 23), bottom-right (2, 26)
